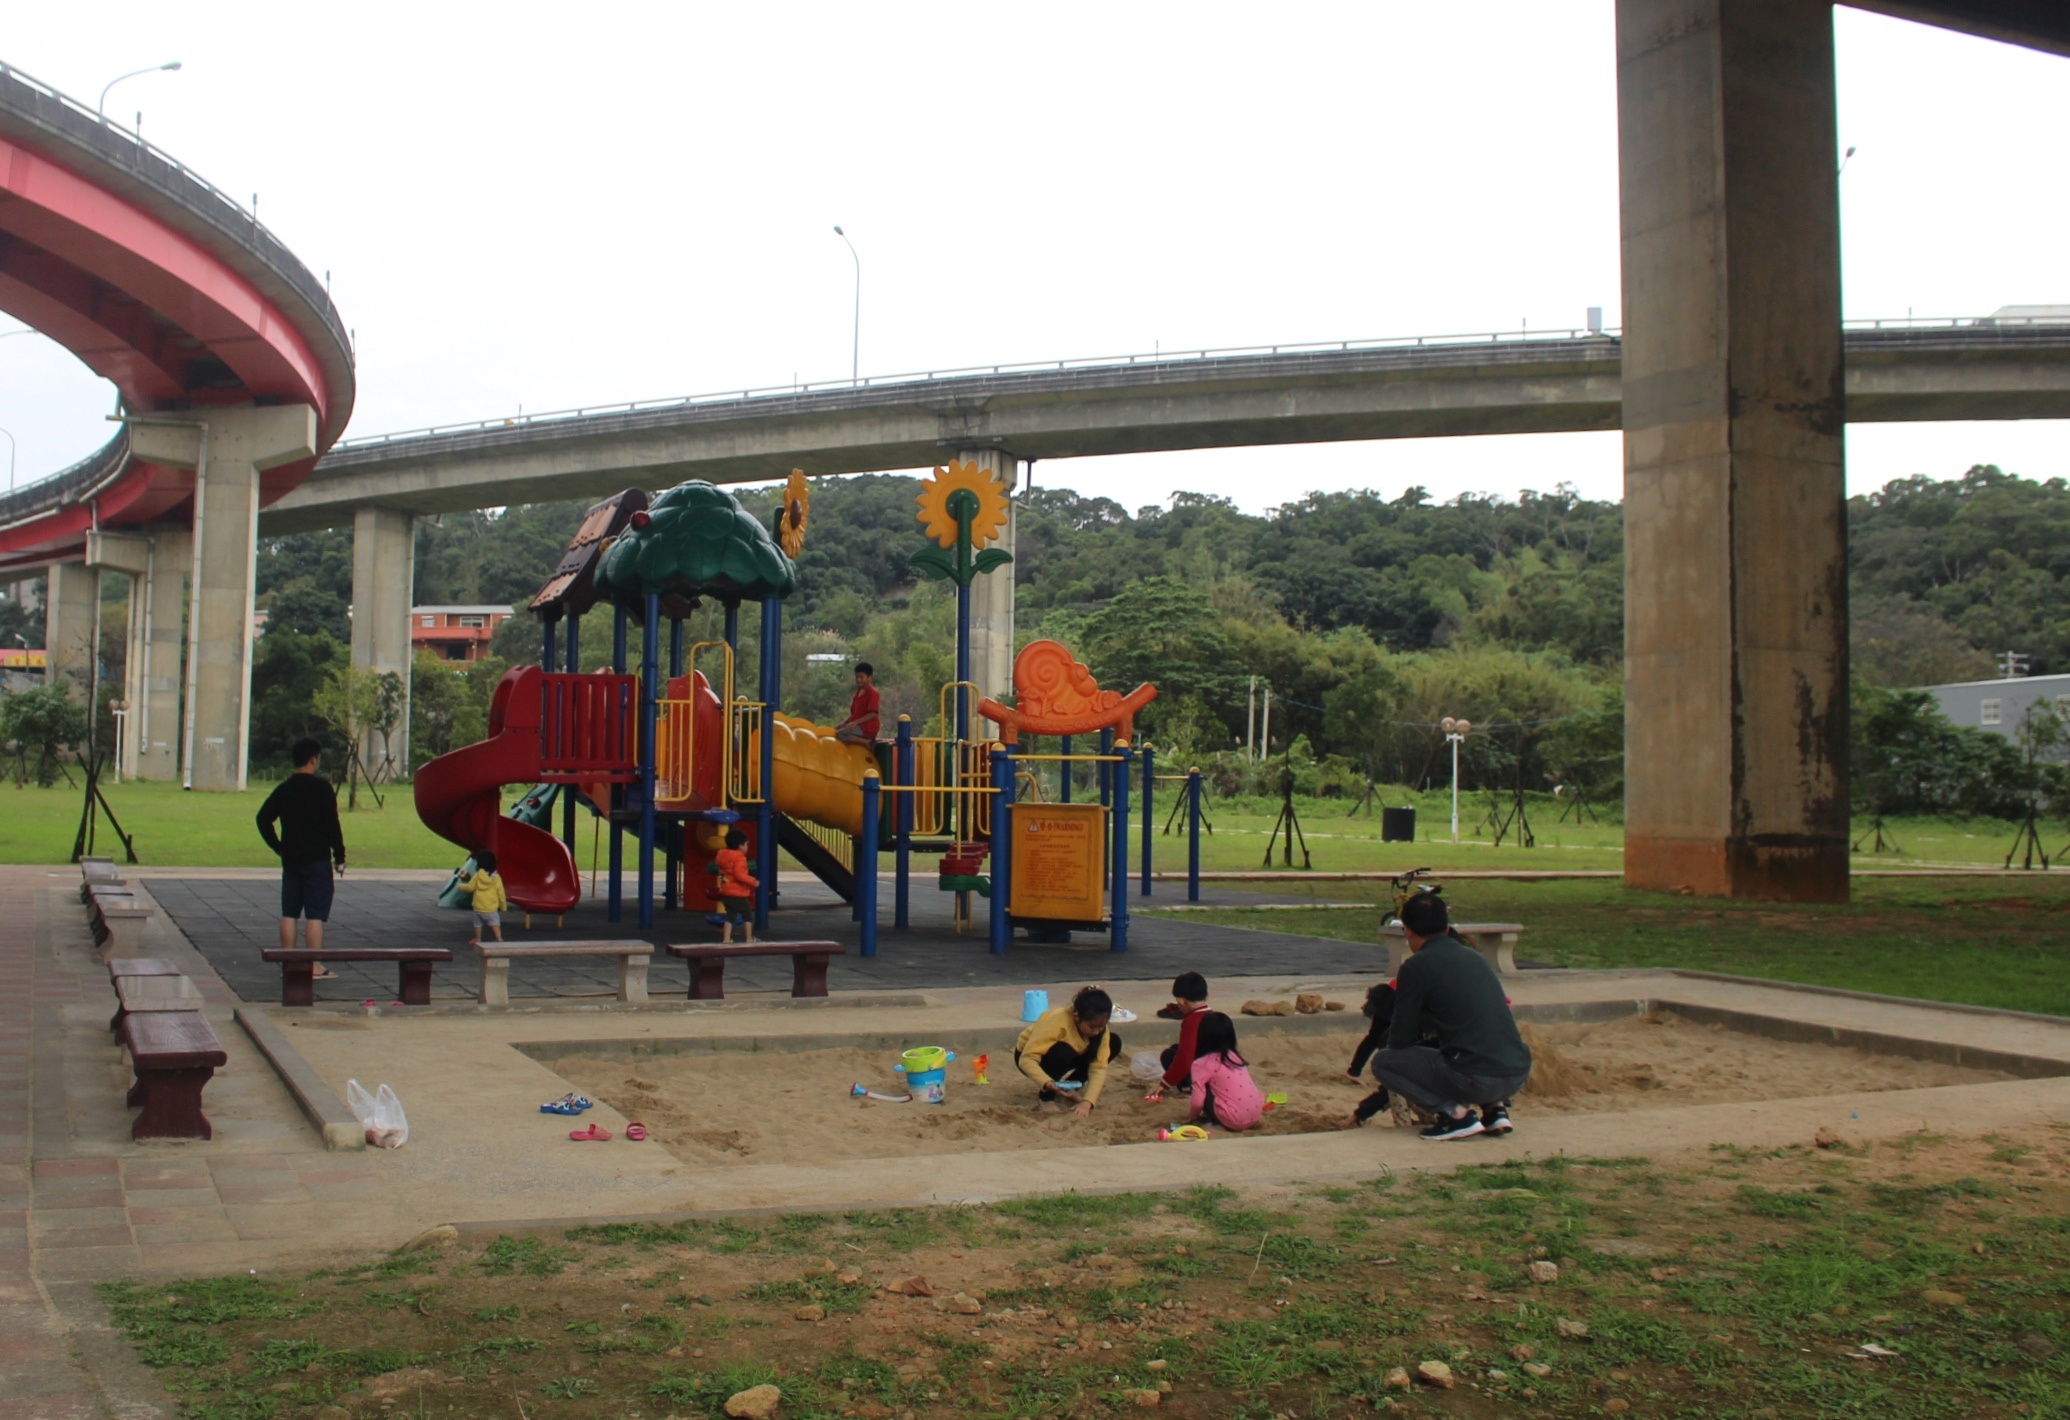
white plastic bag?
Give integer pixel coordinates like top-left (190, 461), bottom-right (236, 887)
top-left (1130, 1050), bottom-right (1165, 1082)
top-left (347, 1079), bottom-right (410, 1149)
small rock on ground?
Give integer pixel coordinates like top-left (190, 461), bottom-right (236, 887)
top-left (1383, 1366), bottom-right (1412, 1390)
top-left (724, 1384), bottom-right (781, 1419)
top-left (1415, 1360), bottom-right (1455, 1389)
top-left (1528, 1260), bottom-right (1560, 1284)
top-left (395, 1225), bottom-right (458, 1253)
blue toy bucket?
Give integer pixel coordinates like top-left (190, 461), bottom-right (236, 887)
top-left (1021, 989), bottom-right (1049, 1022)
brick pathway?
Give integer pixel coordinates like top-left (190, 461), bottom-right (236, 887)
top-left (0, 867), bottom-right (406, 1419)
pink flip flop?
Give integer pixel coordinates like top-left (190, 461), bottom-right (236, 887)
top-left (625, 1122), bottom-right (648, 1141)
top-left (568, 1124), bottom-right (613, 1142)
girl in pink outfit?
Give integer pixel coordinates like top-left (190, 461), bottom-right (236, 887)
top-left (1187, 1012), bottom-right (1266, 1131)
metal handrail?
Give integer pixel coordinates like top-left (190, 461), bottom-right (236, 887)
top-left (0, 61), bottom-right (282, 252)
top-left (328, 314), bottom-right (2067, 453)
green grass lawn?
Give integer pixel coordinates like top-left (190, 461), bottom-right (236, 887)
top-left (98, 1132), bottom-right (2070, 1419)
top-left (0, 777), bottom-right (463, 869)
top-left (1149, 875), bottom-right (2070, 1016)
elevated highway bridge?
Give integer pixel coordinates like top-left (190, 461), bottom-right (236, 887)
top-left (3, 0), bottom-right (2068, 900)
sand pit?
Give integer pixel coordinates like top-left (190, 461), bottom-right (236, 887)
top-left (545, 1008), bottom-right (2016, 1169)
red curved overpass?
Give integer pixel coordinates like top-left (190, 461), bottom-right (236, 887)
top-left (0, 62), bottom-right (354, 572)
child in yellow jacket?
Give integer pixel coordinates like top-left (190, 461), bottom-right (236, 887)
top-left (457, 850), bottom-right (508, 946)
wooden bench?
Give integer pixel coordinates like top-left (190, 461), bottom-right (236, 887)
top-left (475, 941), bottom-right (654, 1006)
top-left (121, 1010), bottom-right (227, 1140)
top-left (1383, 921), bottom-right (1525, 977)
top-left (666, 941), bottom-right (845, 1000)
top-left (110, 972), bottom-right (204, 1039)
top-left (87, 885), bottom-right (153, 954)
top-left (261, 948), bottom-right (453, 1007)
top-left (107, 957), bottom-right (182, 1032)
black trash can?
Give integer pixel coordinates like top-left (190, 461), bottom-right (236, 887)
top-left (1381, 806), bottom-right (1416, 843)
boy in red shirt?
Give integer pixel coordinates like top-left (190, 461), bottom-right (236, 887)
top-left (1142, 972), bottom-right (1211, 1103)
top-left (836, 662), bottom-right (881, 744)
top-left (712, 827), bottom-right (758, 944)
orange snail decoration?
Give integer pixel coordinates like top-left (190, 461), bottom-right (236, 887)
top-left (977, 640), bottom-right (1158, 746)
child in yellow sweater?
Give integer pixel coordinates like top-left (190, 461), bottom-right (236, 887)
top-left (457, 850), bottom-right (508, 947)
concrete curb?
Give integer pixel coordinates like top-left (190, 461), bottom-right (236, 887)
top-left (1667, 968), bottom-right (2070, 1026)
top-left (235, 1007), bottom-right (364, 1151)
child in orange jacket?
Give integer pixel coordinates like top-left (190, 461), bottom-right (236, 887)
top-left (712, 827), bottom-right (758, 944)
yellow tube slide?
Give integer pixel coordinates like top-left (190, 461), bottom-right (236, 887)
top-left (765, 712), bottom-right (874, 837)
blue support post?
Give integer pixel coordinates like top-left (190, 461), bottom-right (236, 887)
top-left (542, 619), bottom-right (556, 671)
top-left (755, 597), bottom-right (780, 931)
top-left (1140, 744), bottom-right (1154, 897)
top-left (1187, 768), bottom-right (1202, 902)
top-left (668, 617), bottom-right (684, 679)
top-left (637, 594), bottom-right (659, 931)
top-left (858, 773), bottom-right (880, 957)
top-left (1110, 744), bottom-right (1131, 952)
top-left (561, 614), bottom-right (581, 855)
top-left (894, 716), bottom-right (913, 930)
top-left (1059, 734), bottom-right (1072, 803)
top-left (608, 605), bottom-right (628, 923)
top-left (989, 744), bottom-right (1014, 954)
top-left (1099, 728), bottom-right (1113, 806)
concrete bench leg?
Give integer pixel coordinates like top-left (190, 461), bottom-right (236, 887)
top-left (279, 959), bottom-right (316, 1007)
top-left (105, 916), bottom-right (148, 954)
top-left (398, 961), bottom-right (436, 1006)
top-left (619, 955), bottom-right (650, 1004)
top-left (1471, 931), bottom-right (1520, 977)
top-left (480, 957), bottom-right (511, 1006)
top-left (687, 958), bottom-right (727, 1001)
top-left (130, 1065), bottom-right (216, 1140)
top-left (791, 953), bottom-right (831, 998)
top-left (1385, 937), bottom-right (1412, 976)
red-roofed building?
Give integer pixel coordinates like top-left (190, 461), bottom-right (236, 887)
top-left (412, 605), bottom-right (515, 662)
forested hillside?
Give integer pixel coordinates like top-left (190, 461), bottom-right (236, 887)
top-left (231, 464), bottom-right (2070, 811)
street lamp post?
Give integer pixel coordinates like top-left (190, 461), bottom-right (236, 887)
top-left (832, 225), bottom-right (860, 384)
top-left (1440, 716), bottom-right (1472, 843)
top-left (98, 62), bottom-right (181, 118)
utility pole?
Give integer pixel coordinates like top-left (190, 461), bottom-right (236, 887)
top-left (1245, 676), bottom-right (1257, 761)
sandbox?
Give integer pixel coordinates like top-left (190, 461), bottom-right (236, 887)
top-left (542, 1005), bottom-right (2019, 1170)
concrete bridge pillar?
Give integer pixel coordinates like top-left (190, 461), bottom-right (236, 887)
top-left (350, 506), bottom-right (416, 779)
top-left (1616, 0), bottom-right (1849, 901)
top-left (43, 561), bottom-right (98, 701)
top-left (958, 448), bottom-right (1017, 707)
top-left (85, 528), bottom-right (188, 781)
top-left (131, 406), bottom-right (318, 792)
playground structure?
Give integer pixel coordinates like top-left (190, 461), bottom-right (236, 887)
top-left (413, 464), bottom-right (1210, 954)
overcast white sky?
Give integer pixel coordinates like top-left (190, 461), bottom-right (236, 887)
top-left (3, 3), bottom-right (2065, 514)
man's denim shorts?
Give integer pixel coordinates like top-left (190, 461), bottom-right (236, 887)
top-left (280, 860), bottom-right (335, 922)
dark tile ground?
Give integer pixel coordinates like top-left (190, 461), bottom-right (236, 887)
top-left (145, 875), bottom-right (1387, 1004)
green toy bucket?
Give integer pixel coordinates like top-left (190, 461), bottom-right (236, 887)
top-left (900, 1047), bottom-right (947, 1075)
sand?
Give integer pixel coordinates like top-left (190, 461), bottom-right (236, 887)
top-left (549, 1009), bottom-right (2014, 1170)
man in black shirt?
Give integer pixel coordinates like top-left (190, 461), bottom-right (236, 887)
top-left (256, 738), bottom-right (347, 966)
top-left (1366, 893), bottom-right (1532, 1141)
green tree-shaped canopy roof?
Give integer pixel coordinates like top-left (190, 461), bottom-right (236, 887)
top-left (595, 481), bottom-right (797, 605)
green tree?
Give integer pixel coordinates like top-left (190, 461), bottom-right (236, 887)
top-left (1082, 577), bottom-right (1246, 742)
top-left (250, 630), bottom-right (343, 776)
top-left (0, 685), bottom-right (86, 785)
top-left (312, 662), bottom-right (384, 808)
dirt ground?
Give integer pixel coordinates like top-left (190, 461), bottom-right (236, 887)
top-left (550, 1010), bottom-right (2014, 1169)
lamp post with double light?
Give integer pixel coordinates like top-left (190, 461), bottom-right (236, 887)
top-left (832, 225), bottom-right (860, 384)
top-left (1440, 716), bottom-right (1472, 843)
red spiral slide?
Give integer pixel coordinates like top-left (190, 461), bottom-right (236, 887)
top-left (413, 666), bottom-right (582, 914)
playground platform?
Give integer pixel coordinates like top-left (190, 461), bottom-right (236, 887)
top-left (138, 869), bottom-right (1407, 1004)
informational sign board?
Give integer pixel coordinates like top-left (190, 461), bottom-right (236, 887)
top-left (1009, 802), bottom-right (1107, 922)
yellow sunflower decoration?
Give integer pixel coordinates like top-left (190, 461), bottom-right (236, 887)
top-left (915, 459), bottom-right (1010, 551)
top-left (778, 469), bottom-right (810, 559)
